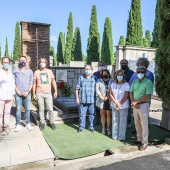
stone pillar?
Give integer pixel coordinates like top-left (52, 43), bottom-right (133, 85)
top-left (20, 21), bottom-right (51, 72)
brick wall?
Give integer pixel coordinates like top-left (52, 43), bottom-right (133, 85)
top-left (20, 21), bottom-right (51, 72)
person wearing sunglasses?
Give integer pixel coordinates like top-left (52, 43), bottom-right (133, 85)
top-left (129, 57), bottom-right (154, 85)
top-left (129, 66), bottom-right (153, 151)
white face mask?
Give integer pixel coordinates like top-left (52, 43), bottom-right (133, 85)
top-left (117, 76), bottom-right (123, 82)
top-left (40, 63), bottom-right (46, 68)
top-left (137, 73), bottom-right (144, 79)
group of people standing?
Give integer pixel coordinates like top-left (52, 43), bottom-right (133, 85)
top-left (76, 58), bottom-right (154, 151)
top-left (0, 56), bottom-right (57, 136)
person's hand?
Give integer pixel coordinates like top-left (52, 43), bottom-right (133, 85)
top-left (103, 97), bottom-right (108, 101)
top-left (12, 96), bottom-right (15, 103)
top-left (115, 106), bottom-right (120, 110)
top-left (53, 91), bottom-right (57, 98)
top-left (132, 100), bottom-right (139, 106)
top-left (34, 94), bottom-right (37, 101)
top-left (134, 104), bottom-right (139, 109)
top-left (116, 102), bottom-right (121, 109)
top-left (76, 98), bottom-right (80, 105)
top-left (23, 92), bottom-right (29, 97)
top-left (17, 90), bottom-right (22, 96)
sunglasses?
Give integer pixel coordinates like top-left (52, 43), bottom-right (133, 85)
top-left (137, 71), bottom-right (145, 74)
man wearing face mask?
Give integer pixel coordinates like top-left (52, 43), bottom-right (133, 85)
top-left (120, 59), bottom-right (134, 129)
top-left (76, 65), bottom-right (97, 133)
top-left (33, 57), bottom-right (57, 131)
top-left (14, 56), bottom-right (34, 132)
top-left (129, 66), bottom-right (153, 151)
top-left (93, 61), bottom-right (105, 79)
top-left (0, 57), bottom-right (15, 136)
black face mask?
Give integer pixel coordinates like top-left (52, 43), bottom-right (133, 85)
top-left (121, 65), bottom-right (128, 70)
top-left (103, 74), bottom-right (109, 79)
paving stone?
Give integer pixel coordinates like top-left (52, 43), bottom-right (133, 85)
top-left (11, 149), bottom-right (54, 166)
top-left (0, 155), bottom-right (11, 168)
top-left (165, 138), bottom-right (170, 145)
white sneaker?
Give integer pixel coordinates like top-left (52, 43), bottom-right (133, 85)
top-left (15, 124), bottom-right (21, 132)
top-left (26, 123), bottom-right (33, 131)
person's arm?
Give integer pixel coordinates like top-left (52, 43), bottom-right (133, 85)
top-left (75, 89), bottom-right (80, 105)
top-left (109, 88), bottom-right (121, 109)
top-left (33, 79), bottom-right (37, 100)
top-left (96, 82), bottom-right (106, 101)
top-left (52, 78), bottom-right (57, 98)
top-left (120, 91), bottom-right (129, 105)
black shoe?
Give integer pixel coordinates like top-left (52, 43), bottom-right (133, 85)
top-left (130, 140), bottom-right (141, 145)
top-left (40, 123), bottom-right (45, 131)
top-left (50, 123), bottom-right (56, 130)
top-left (89, 128), bottom-right (95, 133)
top-left (132, 130), bottom-right (137, 134)
top-left (77, 129), bottom-right (83, 133)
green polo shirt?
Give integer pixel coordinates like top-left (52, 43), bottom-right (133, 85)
top-left (129, 77), bottom-right (153, 101)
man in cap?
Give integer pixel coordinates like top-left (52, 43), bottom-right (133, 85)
top-left (93, 61), bottom-right (105, 79)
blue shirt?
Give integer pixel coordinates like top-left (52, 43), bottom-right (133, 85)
top-left (76, 74), bottom-right (97, 103)
top-left (93, 71), bottom-right (101, 79)
top-left (13, 68), bottom-right (34, 93)
top-left (124, 68), bottom-right (134, 82)
top-left (129, 70), bottom-right (154, 85)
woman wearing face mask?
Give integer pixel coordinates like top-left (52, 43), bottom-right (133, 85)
top-left (110, 70), bottom-right (130, 141)
top-left (96, 69), bottom-right (114, 135)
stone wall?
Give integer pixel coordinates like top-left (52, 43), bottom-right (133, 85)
top-left (20, 21), bottom-right (51, 72)
top-left (50, 67), bottom-right (85, 96)
top-left (115, 45), bottom-right (156, 70)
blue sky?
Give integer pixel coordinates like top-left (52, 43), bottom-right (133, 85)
top-left (0, 0), bottom-right (156, 56)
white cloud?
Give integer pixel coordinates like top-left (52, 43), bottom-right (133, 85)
top-left (50, 35), bottom-right (57, 42)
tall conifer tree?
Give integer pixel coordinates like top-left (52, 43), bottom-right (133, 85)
top-left (57, 32), bottom-right (65, 64)
top-left (4, 37), bottom-right (9, 57)
top-left (145, 30), bottom-right (151, 46)
top-left (50, 46), bottom-right (56, 66)
top-left (87, 5), bottom-right (100, 64)
top-left (151, 0), bottom-right (160, 48)
top-left (71, 27), bottom-right (83, 61)
top-left (13, 22), bottom-right (21, 60)
top-left (155, 0), bottom-right (170, 105)
top-left (126, 0), bottom-right (143, 46)
top-left (101, 17), bottom-right (114, 65)
top-left (64, 12), bottom-right (73, 64)
top-left (118, 35), bottom-right (125, 46)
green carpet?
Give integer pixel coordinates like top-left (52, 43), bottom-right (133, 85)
top-left (43, 123), bottom-right (126, 159)
top-left (43, 122), bottom-right (170, 160)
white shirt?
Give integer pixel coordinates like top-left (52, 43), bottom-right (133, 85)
top-left (0, 69), bottom-right (15, 100)
top-left (110, 82), bottom-right (130, 109)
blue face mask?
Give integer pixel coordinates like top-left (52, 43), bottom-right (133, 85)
top-left (117, 76), bottom-right (123, 82)
top-left (3, 63), bottom-right (10, 70)
top-left (85, 70), bottom-right (92, 75)
top-left (20, 61), bottom-right (26, 66)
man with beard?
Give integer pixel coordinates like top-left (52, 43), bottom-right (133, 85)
top-left (120, 59), bottom-right (134, 129)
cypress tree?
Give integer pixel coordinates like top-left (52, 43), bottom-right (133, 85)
top-left (126, 0), bottom-right (143, 46)
top-left (145, 30), bottom-right (151, 46)
top-left (57, 32), bottom-right (65, 64)
top-left (142, 37), bottom-right (149, 47)
top-left (71, 27), bottom-right (83, 61)
top-left (118, 35), bottom-right (125, 46)
top-left (4, 37), bottom-right (9, 57)
top-left (101, 17), bottom-right (114, 65)
top-left (13, 22), bottom-right (21, 60)
top-left (87, 5), bottom-right (100, 64)
top-left (151, 0), bottom-right (160, 48)
top-left (64, 12), bottom-right (73, 64)
top-left (155, 0), bottom-right (170, 106)
top-left (50, 46), bottom-right (56, 66)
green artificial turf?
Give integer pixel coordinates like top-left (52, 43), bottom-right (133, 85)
top-left (43, 123), bottom-right (126, 159)
top-left (43, 121), bottom-right (170, 159)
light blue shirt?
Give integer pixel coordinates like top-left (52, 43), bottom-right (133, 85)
top-left (13, 68), bottom-right (34, 93)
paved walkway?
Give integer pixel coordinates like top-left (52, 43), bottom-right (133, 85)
top-left (0, 104), bottom-right (54, 168)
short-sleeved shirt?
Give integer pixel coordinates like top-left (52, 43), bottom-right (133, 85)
top-left (129, 77), bottom-right (153, 101)
top-left (110, 82), bottom-right (130, 109)
top-left (13, 68), bottom-right (34, 93)
top-left (129, 70), bottom-right (154, 85)
top-left (76, 74), bottom-right (97, 103)
top-left (34, 68), bottom-right (55, 94)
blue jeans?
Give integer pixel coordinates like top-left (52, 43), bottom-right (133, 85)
top-left (15, 93), bottom-right (31, 125)
top-left (79, 103), bottom-right (95, 130)
top-left (112, 108), bottom-right (128, 140)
